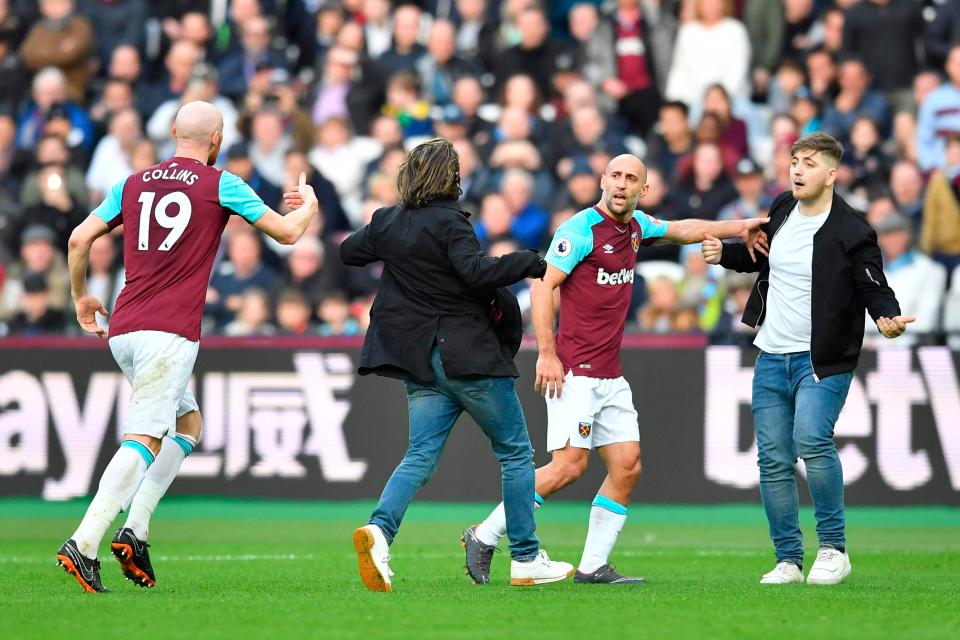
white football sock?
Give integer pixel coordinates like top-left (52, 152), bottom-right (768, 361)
top-left (72, 441), bottom-right (155, 558)
top-left (578, 495), bottom-right (628, 573)
top-left (475, 493), bottom-right (543, 547)
top-left (125, 433), bottom-right (197, 541)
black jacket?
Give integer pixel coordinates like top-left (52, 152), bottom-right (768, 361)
top-left (340, 200), bottom-right (546, 382)
top-left (720, 191), bottom-right (901, 380)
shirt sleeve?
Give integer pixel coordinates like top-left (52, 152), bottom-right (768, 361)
top-left (633, 210), bottom-right (668, 245)
top-left (218, 170), bottom-right (268, 223)
top-left (91, 177), bottom-right (126, 228)
top-left (544, 225), bottom-right (593, 275)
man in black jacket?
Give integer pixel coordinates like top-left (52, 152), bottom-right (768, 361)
top-left (703, 132), bottom-right (914, 586)
top-left (340, 138), bottom-right (574, 592)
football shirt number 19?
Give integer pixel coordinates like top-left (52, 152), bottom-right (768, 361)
top-left (137, 191), bottom-right (192, 251)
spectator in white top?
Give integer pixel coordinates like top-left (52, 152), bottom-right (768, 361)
top-left (864, 212), bottom-right (946, 348)
top-left (665, 0), bottom-right (751, 115)
top-left (85, 107), bottom-right (141, 204)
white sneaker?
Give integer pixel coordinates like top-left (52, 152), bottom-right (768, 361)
top-left (807, 547), bottom-right (851, 585)
top-left (760, 561), bottom-right (804, 584)
top-left (510, 549), bottom-right (575, 586)
top-left (353, 524), bottom-right (393, 592)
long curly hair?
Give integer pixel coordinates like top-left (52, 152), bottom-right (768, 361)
top-left (397, 137), bottom-right (462, 208)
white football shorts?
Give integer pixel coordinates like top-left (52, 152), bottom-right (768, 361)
top-left (109, 330), bottom-right (200, 438)
top-left (545, 371), bottom-right (640, 451)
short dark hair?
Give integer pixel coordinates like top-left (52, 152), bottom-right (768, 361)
top-left (791, 132), bottom-right (844, 166)
top-left (397, 137), bottom-right (462, 208)
top-left (661, 100), bottom-right (689, 117)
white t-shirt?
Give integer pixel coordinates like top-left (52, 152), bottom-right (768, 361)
top-left (754, 204), bottom-right (830, 353)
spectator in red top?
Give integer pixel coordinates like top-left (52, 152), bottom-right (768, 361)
top-left (606, 0), bottom-right (663, 137)
top-left (703, 83), bottom-right (749, 159)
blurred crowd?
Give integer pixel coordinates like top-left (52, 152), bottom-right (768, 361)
top-left (1, 0), bottom-right (960, 347)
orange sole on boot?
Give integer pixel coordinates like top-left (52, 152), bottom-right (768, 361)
top-left (352, 528), bottom-right (392, 592)
top-left (110, 543), bottom-right (156, 588)
top-left (56, 554), bottom-right (98, 593)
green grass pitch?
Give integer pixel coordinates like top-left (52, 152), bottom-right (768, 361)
top-left (1, 498), bottom-right (957, 640)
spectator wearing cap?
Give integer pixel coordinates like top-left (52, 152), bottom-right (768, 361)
top-left (137, 40), bottom-right (200, 118)
top-left (218, 15), bottom-right (289, 102)
top-left (85, 107), bottom-right (142, 204)
top-left (376, 4), bottom-right (427, 78)
top-left (416, 19), bottom-right (478, 107)
top-left (147, 63), bottom-right (240, 161)
top-left (15, 67), bottom-right (94, 153)
top-left (20, 0), bottom-right (93, 103)
top-left (920, 132), bottom-right (960, 279)
top-left (917, 44), bottom-right (960, 172)
top-left (719, 157), bottom-right (772, 221)
top-left (0, 224), bottom-right (69, 322)
top-left (865, 212), bottom-right (946, 348)
top-left (820, 58), bottom-right (891, 146)
top-left (2, 271), bottom-right (66, 336)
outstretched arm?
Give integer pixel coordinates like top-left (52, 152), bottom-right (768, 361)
top-left (657, 217), bottom-right (769, 261)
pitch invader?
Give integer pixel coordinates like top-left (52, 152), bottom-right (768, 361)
top-left (56, 101), bottom-right (318, 593)
top-left (463, 154), bottom-right (768, 584)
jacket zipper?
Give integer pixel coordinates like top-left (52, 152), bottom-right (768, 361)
top-left (755, 215), bottom-right (787, 327)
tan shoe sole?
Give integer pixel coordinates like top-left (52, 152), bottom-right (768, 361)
top-left (353, 527), bottom-right (392, 592)
top-left (510, 567), bottom-right (575, 586)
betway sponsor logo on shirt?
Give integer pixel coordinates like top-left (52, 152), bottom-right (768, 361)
top-left (596, 267), bottom-right (634, 285)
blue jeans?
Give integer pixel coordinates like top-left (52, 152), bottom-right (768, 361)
top-left (369, 347), bottom-right (539, 561)
top-left (752, 352), bottom-right (853, 566)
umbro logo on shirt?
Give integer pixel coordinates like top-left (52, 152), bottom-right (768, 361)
top-left (603, 244), bottom-right (614, 254)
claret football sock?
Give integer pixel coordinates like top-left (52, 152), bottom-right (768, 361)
top-left (578, 495), bottom-right (628, 574)
top-left (72, 441), bottom-right (155, 558)
top-left (476, 493), bottom-right (544, 546)
top-left (125, 433), bottom-right (198, 541)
